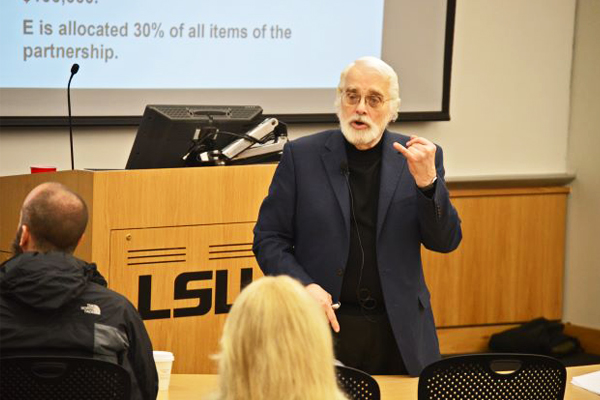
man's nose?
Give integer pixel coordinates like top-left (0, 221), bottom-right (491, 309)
top-left (355, 97), bottom-right (368, 114)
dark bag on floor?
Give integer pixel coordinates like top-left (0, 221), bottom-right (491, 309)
top-left (489, 318), bottom-right (582, 358)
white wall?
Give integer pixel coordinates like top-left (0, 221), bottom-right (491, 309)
top-left (564, 0), bottom-right (600, 329)
top-left (2, 0), bottom-right (596, 328)
top-left (401, 0), bottom-right (575, 177)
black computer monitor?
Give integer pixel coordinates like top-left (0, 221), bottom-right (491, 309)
top-left (126, 104), bottom-right (263, 169)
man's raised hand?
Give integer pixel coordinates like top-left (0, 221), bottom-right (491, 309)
top-left (393, 135), bottom-right (437, 188)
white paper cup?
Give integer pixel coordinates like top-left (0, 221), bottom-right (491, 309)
top-left (153, 351), bottom-right (175, 391)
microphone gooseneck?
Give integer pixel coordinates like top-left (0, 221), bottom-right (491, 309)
top-left (68, 63), bottom-right (79, 170)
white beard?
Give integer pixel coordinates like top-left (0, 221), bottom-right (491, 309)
top-left (339, 115), bottom-right (385, 148)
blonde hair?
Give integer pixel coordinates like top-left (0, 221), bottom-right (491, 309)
top-left (212, 276), bottom-right (347, 400)
top-left (335, 56), bottom-right (401, 122)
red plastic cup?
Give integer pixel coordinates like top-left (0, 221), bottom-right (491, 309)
top-left (30, 166), bottom-right (57, 174)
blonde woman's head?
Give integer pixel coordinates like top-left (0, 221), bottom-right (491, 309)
top-left (214, 275), bottom-right (347, 400)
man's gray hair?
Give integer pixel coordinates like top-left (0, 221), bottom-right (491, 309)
top-left (334, 56), bottom-right (401, 122)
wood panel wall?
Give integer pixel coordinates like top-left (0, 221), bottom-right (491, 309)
top-left (425, 187), bottom-right (568, 327)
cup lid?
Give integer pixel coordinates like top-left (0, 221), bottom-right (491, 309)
top-left (153, 351), bottom-right (174, 362)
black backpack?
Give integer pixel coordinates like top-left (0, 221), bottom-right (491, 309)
top-left (489, 318), bottom-right (582, 358)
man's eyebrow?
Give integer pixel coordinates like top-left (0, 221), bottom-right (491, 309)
top-left (367, 89), bottom-right (384, 97)
top-left (344, 87), bottom-right (384, 97)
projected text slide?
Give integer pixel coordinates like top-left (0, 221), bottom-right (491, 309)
top-left (0, 0), bottom-right (384, 89)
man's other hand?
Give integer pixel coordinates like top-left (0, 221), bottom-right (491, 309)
top-left (306, 283), bottom-right (340, 332)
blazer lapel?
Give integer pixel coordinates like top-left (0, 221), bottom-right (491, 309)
top-left (321, 131), bottom-right (351, 236)
top-left (377, 131), bottom-right (409, 238)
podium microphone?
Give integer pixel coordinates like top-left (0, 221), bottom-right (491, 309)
top-left (67, 63), bottom-right (79, 170)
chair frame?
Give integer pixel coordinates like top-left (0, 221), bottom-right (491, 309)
top-left (418, 353), bottom-right (567, 400)
top-left (0, 355), bottom-right (131, 400)
top-left (336, 364), bottom-right (381, 400)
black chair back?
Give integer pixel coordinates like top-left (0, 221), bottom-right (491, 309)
top-left (418, 353), bottom-right (566, 400)
top-left (336, 365), bottom-right (381, 400)
top-left (0, 356), bottom-right (131, 400)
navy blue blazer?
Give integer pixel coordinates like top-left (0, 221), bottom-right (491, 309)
top-left (253, 129), bottom-right (462, 375)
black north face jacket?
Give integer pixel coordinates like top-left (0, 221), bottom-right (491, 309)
top-left (0, 252), bottom-right (158, 400)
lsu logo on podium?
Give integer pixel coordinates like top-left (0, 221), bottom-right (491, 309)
top-left (137, 268), bottom-right (254, 320)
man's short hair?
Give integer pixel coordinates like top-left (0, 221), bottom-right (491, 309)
top-left (21, 182), bottom-right (88, 253)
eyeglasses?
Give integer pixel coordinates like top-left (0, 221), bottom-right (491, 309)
top-left (341, 90), bottom-right (388, 109)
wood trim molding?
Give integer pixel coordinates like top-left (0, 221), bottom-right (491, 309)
top-left (437, 324), bottom-right (520, 354)
top-left (439, 323), bottom-right (600, 356)
top-left (449, 186), bottom-right (570, 198)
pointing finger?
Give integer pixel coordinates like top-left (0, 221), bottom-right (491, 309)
top-left (407, 136), bottom-right (434, 148)
top-left (393, 142), bottom-right (410, 156)
top-left (394, 142), bottom-right (421, 161)
top-left (326, 305), bottom-right (340, 333)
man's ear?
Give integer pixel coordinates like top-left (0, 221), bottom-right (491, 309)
top-left (19, 225), bottom-right (33, 251)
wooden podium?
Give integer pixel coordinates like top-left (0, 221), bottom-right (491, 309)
top-left (0, 167), bottom-right (570, 374)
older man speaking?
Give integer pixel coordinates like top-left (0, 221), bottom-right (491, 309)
top-left (253, 56), bottom-right (462, 375)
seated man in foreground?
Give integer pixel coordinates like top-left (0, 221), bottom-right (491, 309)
top-left (0, 182), bottom-right (158, 400)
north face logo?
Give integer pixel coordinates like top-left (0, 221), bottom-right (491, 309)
top-left (81, 303), bottom-right (101, 315)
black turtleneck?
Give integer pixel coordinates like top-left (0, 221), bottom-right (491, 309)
top-left (340, 137), bottom-right (385, 313)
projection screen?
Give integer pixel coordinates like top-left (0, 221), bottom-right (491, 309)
top-left (0, 0), bottom-right (455, 125)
